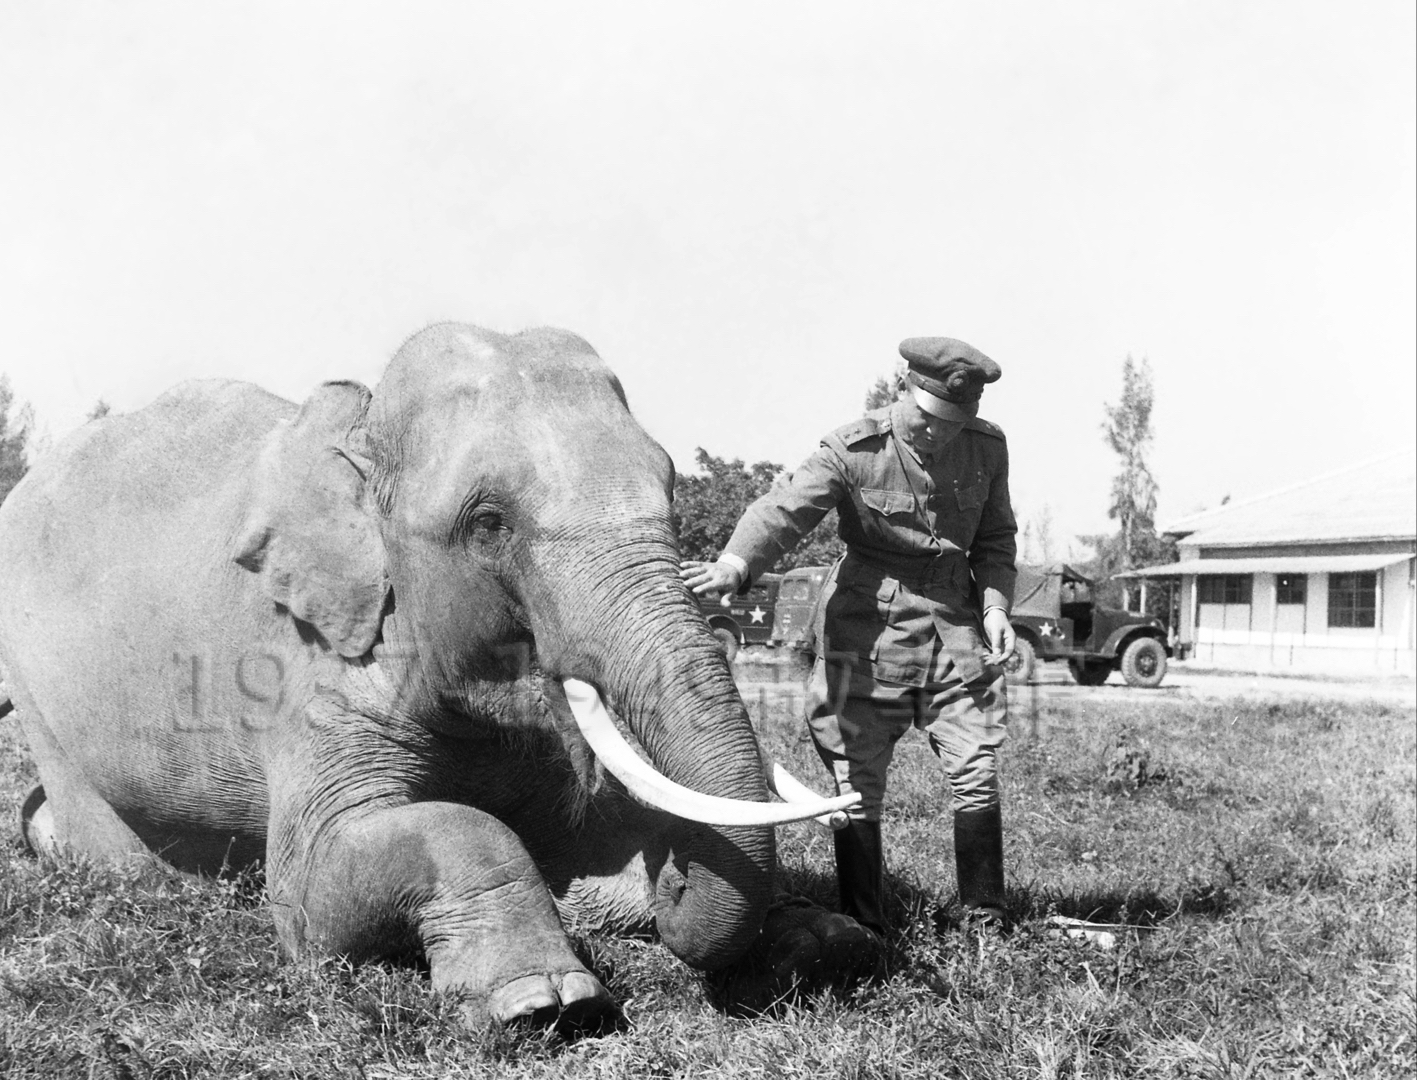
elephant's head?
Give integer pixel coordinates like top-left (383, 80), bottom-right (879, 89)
top-left (233, 323), bottom-right (850, 969)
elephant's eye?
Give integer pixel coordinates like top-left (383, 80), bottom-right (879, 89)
top-left (450, 497), bottom-right (510, 548)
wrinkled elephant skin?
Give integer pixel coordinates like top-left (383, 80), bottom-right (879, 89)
top-left (0, 324), bottom-right (797, 1027)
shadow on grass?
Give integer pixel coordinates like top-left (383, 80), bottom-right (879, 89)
top-left (1012, 882), bottom-right (1238, 925)
top-left (706, 940), bottom-right (880, 1021)
top-left (707, 860), bottom-right (1245, 1020)
top-left (888, 873), bottom-right (1240, 937)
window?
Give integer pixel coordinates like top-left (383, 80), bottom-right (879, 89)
top-left (1197, 575), bottom-right (1252, 604)
top-left (1328, 572), bottom-right (1376, 628)
top-left (780, 580), bottom-right (814, 601)
top-left (1276, 574), bottom-right (1307, 605)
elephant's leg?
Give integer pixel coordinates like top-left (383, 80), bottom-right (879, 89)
top-left (16, 710), bottom-right (148, 863)
top-left (271, 801), bottom-right (613, 1028)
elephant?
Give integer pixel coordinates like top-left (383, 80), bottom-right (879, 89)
top-left (0, 323), bottom-right (871, 1029)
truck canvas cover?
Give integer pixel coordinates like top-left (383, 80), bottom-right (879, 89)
top-left (1010, 564), bottom-right (1092, 619)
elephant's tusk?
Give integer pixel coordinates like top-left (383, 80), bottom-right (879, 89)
top-left (561, 678), bottom-right (862, 827)
top-left (767, 763), bottom-right (852, 831)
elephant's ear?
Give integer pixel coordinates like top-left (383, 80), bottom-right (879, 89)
top-left (233, 381), bottom-right (387, 658)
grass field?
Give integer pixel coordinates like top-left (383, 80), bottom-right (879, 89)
top-left (1, 689), bottom-right (1412, 1078)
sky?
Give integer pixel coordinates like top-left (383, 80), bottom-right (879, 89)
top-left (3, 1), bottom-right (1414, 556)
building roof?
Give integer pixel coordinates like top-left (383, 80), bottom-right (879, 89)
top-left (1160, 448), bottom-right (1416, 547)
top-left (1118, 553), bottom-right (1413, 578)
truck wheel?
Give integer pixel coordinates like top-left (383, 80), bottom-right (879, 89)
top-left (712, 627), bottom-right (740, 662)
top-left (1068, 658), bottom-right (1112, 686)
top-left (1120, 637), bottom-right (1167, 688)
top-left (1003, 637), bottom-right (1037, 684)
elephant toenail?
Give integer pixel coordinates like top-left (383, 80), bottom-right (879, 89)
top-left (557, 971), bottom-right (608, 1006)
top-left (555, 972), bottom-right (614, 1030)
top-left (489, 974), bottom-right (560, 1025)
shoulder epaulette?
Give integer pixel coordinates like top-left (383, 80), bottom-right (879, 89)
top-left (827, 415), bottom-right (886, 449)
top-left (966, 416), bottom-right (1006, 440)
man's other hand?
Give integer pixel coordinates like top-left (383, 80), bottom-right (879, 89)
top-left (983, 607), bottom-right (1015, 665)
top-left (680, 560), bottom-right (743, 606)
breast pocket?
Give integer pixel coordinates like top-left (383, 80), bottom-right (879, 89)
top-left (860, 488), bottom-right (915, 518)
top-left (955, 480), bottom-right (988, 511)
top-left (947, 476), bottom-right (990, 540)
top-left (858, 487), bottom-right (918, 545)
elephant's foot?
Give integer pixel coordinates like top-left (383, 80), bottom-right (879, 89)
top-left (815, 912), bottom-right (886, 983)
top-left (19, 785), bottom-right (57, 860)
top-left (763, 899), bottom-right (886, 986)
top-left (715, 896), bottom-right (886, 1012)
top-left (276, 799), bottom-right (619, 1033)
top-left (18, 718), bottom-right (150, 863)
top-left (481, 969), bottom-right (615, 1031)
top-left (437, 938), bottom-right (617, 1033)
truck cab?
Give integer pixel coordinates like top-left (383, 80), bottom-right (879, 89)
top-left (769, 565), bottom-right (831, 650)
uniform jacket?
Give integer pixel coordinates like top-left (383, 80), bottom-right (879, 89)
top-left (723, 402), bottom-right (1018, 686)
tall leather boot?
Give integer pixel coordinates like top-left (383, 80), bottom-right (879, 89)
top-left (833, 818), bottom-right (885, 936)
top-left (954, 804), bottom-right (1007, 928)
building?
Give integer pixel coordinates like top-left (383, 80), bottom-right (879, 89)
top-left (1121, 449), bottom-right (1415, 675)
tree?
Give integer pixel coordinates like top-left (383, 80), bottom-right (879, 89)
top-left (786, 507), bottom-right (845, 570)
top-left (672, 449), bottom-right (782, 563)
top-left (1102, 355), bottom-right (1171, 570)
top-left (1073, 531), bottom-right (1128, 608)
top-left (672, 449), bottom-right (843, 572)
top-left (862, 361), bottom-right (907, 413)
top-left (87, 398), bottom-right (112, 421)
top-left (0, 376), bottom-right (31, 506)
top-left (1081, 356), bottom-right (1176, 610)
top-left (1020, 504), bottom-right (1056, 566)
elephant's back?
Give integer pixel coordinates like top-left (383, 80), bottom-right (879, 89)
top-left (0, 379), bottom-right (288, 634)
top-left (2, 380), bottom-right (290, 528)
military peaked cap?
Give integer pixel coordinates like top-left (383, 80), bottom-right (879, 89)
top-left (898, 337), bottom-right (1001, 417)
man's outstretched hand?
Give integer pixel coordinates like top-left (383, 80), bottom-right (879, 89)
top-left (680, 560), bottom-right (743, 606)
top-left (983, 607), bottom-right (1016, 666)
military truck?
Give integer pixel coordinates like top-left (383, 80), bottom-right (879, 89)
top-left (769, 564), bottom-right (831, 650)
top-left (1004, 563), bottom-right (1170, 688)
top-left (697, 572), bottom-right (781, 661)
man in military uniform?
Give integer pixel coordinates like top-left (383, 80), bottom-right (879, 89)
top-left (682, 337), bottom-right (1017, 940)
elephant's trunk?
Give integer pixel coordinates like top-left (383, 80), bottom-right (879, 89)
top-left (617, 650), bottom-right (776, 968)
top-left (528, 534), bottom-right (778, 969)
